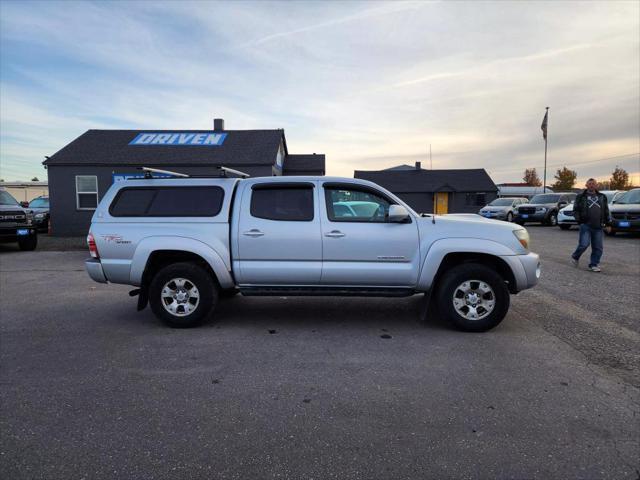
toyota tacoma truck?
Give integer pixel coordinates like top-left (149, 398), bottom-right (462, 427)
top-left (85, 172), bottom-right (540, 332)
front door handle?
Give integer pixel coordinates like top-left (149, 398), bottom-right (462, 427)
top-left (325, 230), bottom-right (345, 238)
top-left (243, 229), bottom-right (265, 237)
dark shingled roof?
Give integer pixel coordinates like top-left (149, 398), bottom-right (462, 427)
top-left (283, 154), bottom-right (326, 175)
top-left (354, 168), bottom-right (497, 192)
top-left (43, 129), bottom-right (285, 166)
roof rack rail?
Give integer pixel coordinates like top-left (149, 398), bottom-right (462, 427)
top-left (136, 166), bottom-right (250, 179)
top-left (218, 166), bottom-right (250, 178)
top-left (138, 167), bottom-right (189, 178)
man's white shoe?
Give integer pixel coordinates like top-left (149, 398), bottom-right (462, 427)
top-left (589, 265), bottom-right (601, 272)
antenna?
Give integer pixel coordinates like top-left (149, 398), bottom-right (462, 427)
top-left (138, 167), bottom-right (189, 178)
top-left (430, 144), bottom-right (432, 170)
top-left (218, 166), bottom-right (250, 178)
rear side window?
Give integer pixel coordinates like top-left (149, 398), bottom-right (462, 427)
top-left (110, 186), bottom-right (224, 217)
top-left (250, 186), bottom-right (314, 221)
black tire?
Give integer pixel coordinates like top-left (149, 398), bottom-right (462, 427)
top-left (149, 262), bottom-right (218, 328)
top-left (546, 212), bottom-right (558, 226)
top-left (559, 224), bottom-right (571, 230)
top-left (435, 263), bottom-right (510, 332)
top-left (506, 212), bottom-right (513, 222)
top-left (18, 235), bottom-right (37, 251)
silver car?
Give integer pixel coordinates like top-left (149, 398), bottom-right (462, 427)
top-left (479, 197), bottom-right (528, 222)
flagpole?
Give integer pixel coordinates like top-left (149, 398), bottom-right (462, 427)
top-left (543, 107), bottom-right (549, 191)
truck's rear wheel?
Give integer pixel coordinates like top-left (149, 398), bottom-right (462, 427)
top-left (149, 262), bottom-right (218, 328)
top-left (436, 263), bottom-right (510, 332)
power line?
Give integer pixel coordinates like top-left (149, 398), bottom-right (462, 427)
top-left (489, 152), bottom-right (639, 175)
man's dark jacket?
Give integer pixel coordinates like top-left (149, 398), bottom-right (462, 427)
top-left (573, 189), bottom-right (610, 226)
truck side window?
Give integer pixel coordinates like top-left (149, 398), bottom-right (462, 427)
top-left (250, 186), bottom-right (314, 221)
top-left (325, 187), bottom-right (391, 223)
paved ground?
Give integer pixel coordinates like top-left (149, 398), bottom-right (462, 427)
top-left (1, 226), bottom-right (638, 479)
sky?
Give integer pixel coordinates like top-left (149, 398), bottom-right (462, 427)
top-left (0, 0), bottom-right (639, 185)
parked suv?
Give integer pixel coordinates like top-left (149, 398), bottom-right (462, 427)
top-left (607, 188), bottom-right (640, 235)
top-left (28, 196), bottom-right (50, 232)
top-left (0, 188), bottom-right (38, 250)
top-left (515, 193), bottom-right (576, 226)
top-left (85, 173), bottom-right (540, 332)
top-left (479, 197), bottom-right (528, 222)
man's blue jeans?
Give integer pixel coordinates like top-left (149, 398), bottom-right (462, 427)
top-left (572, 224), bottom-right (603, 267)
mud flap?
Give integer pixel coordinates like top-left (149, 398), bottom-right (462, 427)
top-left (419, 289), bottom-right (438, 323)
top-left (129, 288), bottom-right (149, 311)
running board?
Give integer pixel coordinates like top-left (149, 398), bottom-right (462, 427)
top-left (239, 286), bottom-right (415, 297)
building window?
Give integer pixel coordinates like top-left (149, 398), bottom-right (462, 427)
top-left (76, 176), bottom-right (98, 210)
top-left (465, 192), bottom-right (486, 206)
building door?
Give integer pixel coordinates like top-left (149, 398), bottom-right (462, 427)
top-left (435, 192), bottom-right (448, 214)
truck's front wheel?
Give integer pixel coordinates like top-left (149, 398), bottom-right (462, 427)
top-left (18, 234), bottom-right (37, 251)
top-left (149, 262), bottom-right (218, 328)
top-left (436, 263), bottom-right (510, 332)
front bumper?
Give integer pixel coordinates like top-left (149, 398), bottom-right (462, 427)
top-left (85, 258), bottom-right (108, 283)
top-left (479, 211), bottom-right (508, 220)
top-left (610, 219), bottom-right (640, 232)
top-left (501, 252), bottom-right (540, 292)
top-left (0, 227), bottom-right (37, 242)
top-left (515, 212), bottom-right (546, 223)
top-left (558, 213), bottom-right (577, 225)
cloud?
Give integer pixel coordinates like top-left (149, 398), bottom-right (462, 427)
top-left (0, 0), bottom-right (638, 185)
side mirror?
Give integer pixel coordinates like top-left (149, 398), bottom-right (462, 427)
top-left (388, 204), bottom-right (410, 223)
top-left (558, 202), bottom-right (567, 207)
top-left (20, 201), bottom-right (29, 208)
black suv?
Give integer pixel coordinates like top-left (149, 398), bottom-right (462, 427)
top-left (515, 192), bottom-right (576, 226)
top-left (0, 188), bottom-right (38, 250)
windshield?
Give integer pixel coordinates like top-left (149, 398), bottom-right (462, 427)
top-left (488, 199), bottom-right (514, 206)
top-left (530, 194), bottom-right (560, 204)
top-left (0, 190), bottom-right (19, 206)
top-left (614, 189), bottom-right (640, 205)
top-left (29, 198), bottom-right (49, 208)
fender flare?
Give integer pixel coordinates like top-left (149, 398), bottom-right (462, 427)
top-left (129, 236), bottom-right (234, 289)
top-left (417, 238), bottom-right (517, 291)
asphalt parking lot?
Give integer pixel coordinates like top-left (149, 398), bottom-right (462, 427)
top-left (1, 226), bottom-right (638, 479)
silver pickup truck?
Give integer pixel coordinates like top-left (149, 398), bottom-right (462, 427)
top-left (85, 174), bottom-right (540, 331)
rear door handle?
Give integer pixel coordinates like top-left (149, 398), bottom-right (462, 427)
top-left (325, 230), bottom-right (345, 238)
top-left (243, 229), bottom-right (265, 237)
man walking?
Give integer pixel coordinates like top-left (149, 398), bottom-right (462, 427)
top-left (571, 178), bottom-right (610, 272)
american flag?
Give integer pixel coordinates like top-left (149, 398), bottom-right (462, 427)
top-left (541, 109), bottom-right (548, 140)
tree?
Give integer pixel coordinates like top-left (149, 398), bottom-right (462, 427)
top-left (523, 168), bottom-right (542, 186)
top-left (31, 177), bottom-right (39, 182)
top-left (551, 166), bottom-right (577, 190)
top-left (609, 166), bottom-right (629, 190)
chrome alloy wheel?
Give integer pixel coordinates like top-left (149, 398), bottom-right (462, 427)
top-left (161, 277), bottom-right (200, 317)
top-left (452, 280), bottom-right (496, 321)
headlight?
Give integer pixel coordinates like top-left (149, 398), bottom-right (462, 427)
top-left (536, 207), bottom-right (547, 212)
top-left (35, 213), bottom-right (44, 219)
top-left (513, 229), bottom-right (530, 250)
